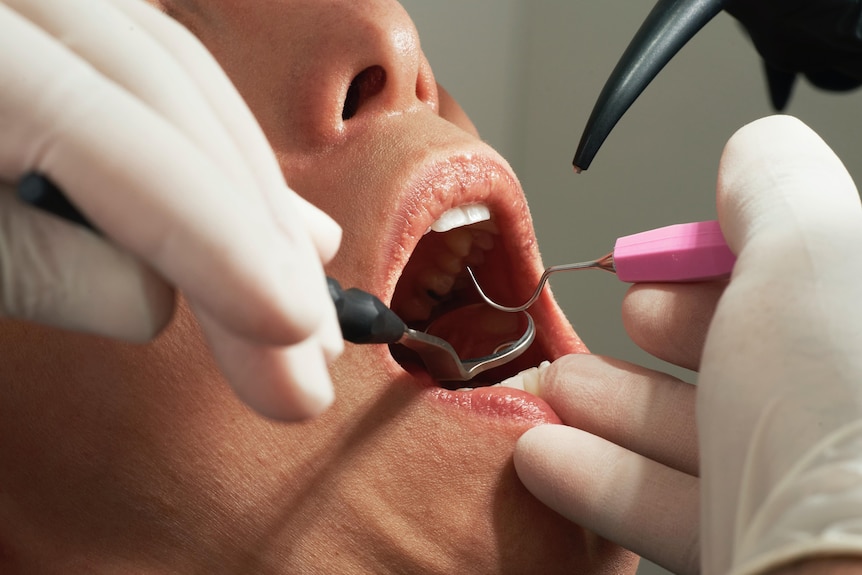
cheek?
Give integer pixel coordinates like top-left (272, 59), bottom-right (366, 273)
top-left (437, 85), bottom-right (479, 137)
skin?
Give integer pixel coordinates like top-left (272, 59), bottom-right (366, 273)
top-left (0, 1), bottom-right (637, 574)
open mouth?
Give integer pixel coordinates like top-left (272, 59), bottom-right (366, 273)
top-left (388, 203), bottom-right (554, 391)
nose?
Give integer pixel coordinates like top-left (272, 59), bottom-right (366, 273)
top-left (339, 4), bottom-right (438, 121)
top-left (285, 0), bottom-right (439, 147)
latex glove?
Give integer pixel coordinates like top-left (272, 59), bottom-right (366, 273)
top-left (510, 354), bottom-right (701, 574)
top-left (516, 115), bottom-right (862, 575)
top-left (698, 116), bottom-right (862, 575)
top-left (724, 0), bottom-right (862, 110)
top-left (0, 0), bottom-right (343, 420)
top-left (512, 272), bottom-right (730, 575)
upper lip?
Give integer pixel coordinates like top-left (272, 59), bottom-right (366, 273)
top-left (368, 148), bottom-right (584, 384)
top-left (374, 150), bottom-right (540, 304)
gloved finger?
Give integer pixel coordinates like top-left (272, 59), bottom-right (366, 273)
top-left (0, 189), bottom-right (174, 341)
top-left (717, 115), bottom-right (862, 265)
top-left (0, 2), bottom-right (336, 348)
top-left (530, 354), bottom-right (698, 476)
top-left (699, 115), bottom-right (862, 575)
top-left (192, 301), bottom-right (339, 421)
top-left (621, 281), bottom-right (726, 371)
top-left (111, 0), bottom-right (344, 265)
top-left (11, 0), bottom-right (260, 198)
top-left (294, 193), bottom-right (343, 264)
top-left (514, 425), bottom-right (700, 575)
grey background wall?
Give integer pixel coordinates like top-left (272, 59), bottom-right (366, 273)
top-left (399, 2), bottom-right (862, 575)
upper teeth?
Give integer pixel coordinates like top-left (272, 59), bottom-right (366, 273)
top-left (397, 203), bottom-right (496, 323)
top-left (428, 204), bottom-right (491, 233)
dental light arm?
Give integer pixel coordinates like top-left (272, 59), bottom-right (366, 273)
top-left (574, 0), bottom-right (862, 172)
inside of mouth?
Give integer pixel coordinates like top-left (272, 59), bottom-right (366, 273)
top-left (389, 220), bottom-right (545, 389)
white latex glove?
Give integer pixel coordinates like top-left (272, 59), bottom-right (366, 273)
top-left (511, 351), bottom-right (704, 575)
top-left (699, 116), bottom-right (862, 575)
top-left (514, 115), bottom-right (862, 575)
top-left (0, 0), bottom-right (343, 420)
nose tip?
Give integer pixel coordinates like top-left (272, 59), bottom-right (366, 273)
top-left (337, 3), bottom-right (437, 122)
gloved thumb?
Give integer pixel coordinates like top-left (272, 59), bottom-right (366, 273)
top-left (700, 114), bottom-right (862, 575)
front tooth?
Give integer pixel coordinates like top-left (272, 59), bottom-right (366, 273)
top-left (430, 204), bottom-right (491, 233)
top-left (498, 361), bottom-right (551, 394)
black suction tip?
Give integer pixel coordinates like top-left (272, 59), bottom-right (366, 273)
top-left (763, 62), bottom-right (797, 111)
top-left (573, 0), bottom-right (727, 172)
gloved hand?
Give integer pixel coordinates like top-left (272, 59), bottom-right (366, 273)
top-left (510, 334), bottom-right (706, 574)
top-left (0, 0), bottom-right (343, 420)
top-left (699, 116), bottom-right (862, 575)
top-left (514, 115), bottom-right (862, 575)
top-left (724, 0), bottom-right (862, 110)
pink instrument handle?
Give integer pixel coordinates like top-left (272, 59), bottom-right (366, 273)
top-left (613, 220), bottom-right (736, 283)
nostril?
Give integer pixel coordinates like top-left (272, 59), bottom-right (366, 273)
top-left (342, 66), bottom-right (387, 121)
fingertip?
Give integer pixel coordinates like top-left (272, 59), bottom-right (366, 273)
top-left (195, 306), bottom-right (336, 421)
top-left (514, 425), bottom-right (593, 516)
top-left (536, 354), bottom-right (601, 405)
top-left (318, 308), bottom-right (345, 364)
top-left (514, 424), bottom-right (567, 487)
top-left (718, 115), bottom-right (858, 255)
top-left (293, 192), bottom-right (342, 264)
top-left (228, 248), bottom-right (333, 346)
top-left (250, 342), bottom-right (336, 421)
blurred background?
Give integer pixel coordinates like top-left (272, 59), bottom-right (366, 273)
top-left (399, 2), bottom-right (862, 574)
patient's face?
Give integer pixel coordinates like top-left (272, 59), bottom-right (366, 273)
top-left (0, 1), bottom-right (636, 573)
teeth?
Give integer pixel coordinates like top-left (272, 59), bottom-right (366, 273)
top-left (495, 361), bottom-right (551, 394)
top-left (428, 204), bottom-right (491, 233)
top-left (401, 205), bottom-right (497, 323)
top-left (453, 362), bottom-right (552, 393)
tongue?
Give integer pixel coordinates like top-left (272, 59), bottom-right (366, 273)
top-left (425, 303), bottom-right (529, 360)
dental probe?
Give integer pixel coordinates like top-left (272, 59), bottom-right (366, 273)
top-left (572, 0), bottom-right (727, 172)
top-left (17, 173), bottom-right (534, 382)
top-left (469, 220), bottom-right (735, 313)
top-left (327, 277), bottom-right (535, 381)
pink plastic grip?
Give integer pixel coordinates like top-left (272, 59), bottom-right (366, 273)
top-left (613, 220), bottom-right (736, 283)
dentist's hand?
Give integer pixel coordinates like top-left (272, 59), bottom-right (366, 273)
top-left (515, 115), bottom-right (862, 575)
top-left (511, 344), bottom-right (705, 574)
top-left (0, 0), bottom-right (343, 420)
top-left (699, 116), bottom-right (862, 575)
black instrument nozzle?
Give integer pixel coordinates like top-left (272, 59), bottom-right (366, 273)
top-left (326, 278), bottom-right (406, 345)
top-left (573, 0), bottom-right (727, 172)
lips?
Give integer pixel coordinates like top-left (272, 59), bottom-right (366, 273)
top-left (368, 152), bottom-right (586, 421)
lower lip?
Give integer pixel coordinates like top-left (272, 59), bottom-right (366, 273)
top-left (403, 365), bottom-right (561, 425)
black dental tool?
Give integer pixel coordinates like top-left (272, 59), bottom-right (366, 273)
top-left (572, 0), bottom-right (727, 172)
top-left (573, 0), bottom-right (862, 172)
top-left (16, 173), bottom-right (534, 381)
